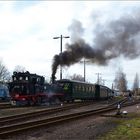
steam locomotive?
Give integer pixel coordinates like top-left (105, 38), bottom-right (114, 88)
top-left (9, 71), bottom-right (114, 106)
top-left (9, 71), bottom-right (64, 106)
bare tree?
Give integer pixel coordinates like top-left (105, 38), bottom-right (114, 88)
top-left (14, 65), bottom-right (26, 73)
top-left (133, 73), bottom-right (139, 95)
top-left (133, 73), bottom-right (139, 89)
top-left (0, 60), bottom-right (11, 82)
top-left (70, 74), bottom-right (85, 82)
top-left (114, 68), bottom-right (127, 92)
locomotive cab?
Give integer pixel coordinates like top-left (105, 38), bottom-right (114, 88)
top-left (9, 71), bottom-right (45, 106)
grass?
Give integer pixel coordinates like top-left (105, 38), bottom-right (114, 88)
top-left (98, 113), bottom-right (140, 140)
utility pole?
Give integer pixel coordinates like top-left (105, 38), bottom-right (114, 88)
top-left (79, 59), bottom-right (90, 82)
top-left (96, 73), bottom-right (101, 84)
top-left (84, 59), bottom-right (86, 82)
top-left (53, 35), bottom-right (70, 80)
top-left (112, 83), bottom-right (114, 90)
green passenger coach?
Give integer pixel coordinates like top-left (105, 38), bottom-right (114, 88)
top-left (55, 79), bottom-right (113, 102)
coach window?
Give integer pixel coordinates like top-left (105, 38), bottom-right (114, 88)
top-left (25, 76), bottom-right (28, 81)
top-left (83, 86), bottom-right (85, 92)
top-left (76, 85), bottom-right (78, 91)
top-left (37, 78), bottom-right (40, 83)
top-left (76, 85), bottom-right (79, 91)
top-left (75, 85), bottom-right (78, 92)
top-left (19, 77), bottom-right (23, 80)
top-left (92, 86), bottom-right (94, 92)
top-left (13, 77), bottom-right (16, 81)
top-left (80, 86), bottom-right (82, 91)
top-left (73, 85), bottom-right (75, 92)
top-left (79, 85), bottom-right (81, 91)
top-left (89, 87), bottom-right (91, 92)
top-left (85, 87), bottom-right (87, 92)
top-left (89, 86), bottom-right (91, 92)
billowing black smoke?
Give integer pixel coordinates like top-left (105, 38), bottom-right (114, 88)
top-left (51, 12), bottom-right (140, 82)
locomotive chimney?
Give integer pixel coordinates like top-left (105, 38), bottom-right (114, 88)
top-left (51, 74), bottom-right (56, 84)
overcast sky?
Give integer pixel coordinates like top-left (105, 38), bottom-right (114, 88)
top-left (0, 1), bottom-right (140, 89)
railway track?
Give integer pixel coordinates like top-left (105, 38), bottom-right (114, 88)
top-left (0, 98), bottom-right (138, 138)
top-left (0, 102), bottom-right (11, 109)
top-left (0, 105), bottom-right (115, 138)
top-left (0, 102), bottom-right (96, 126)
top-left (0, 98), bottom-right (124, 126)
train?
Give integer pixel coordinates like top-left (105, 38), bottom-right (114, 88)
top-left (51, 79), bottom-right (114, 102)
top-left (8, 71), bottom-right (114, 106)
top-left (9, 71), bottom-right (45, 106)
top-left (0, 84), bottom-right (10, 101)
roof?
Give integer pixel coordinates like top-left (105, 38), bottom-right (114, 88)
top-left (56, 79), bottom-right (112, 90)
top-left (56, 79), bottom-right (95, 85)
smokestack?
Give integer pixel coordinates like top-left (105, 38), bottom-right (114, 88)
top-left (51, 11), bottom-right (140, 80)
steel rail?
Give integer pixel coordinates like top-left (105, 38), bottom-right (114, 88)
top-left (0, 98), bottom-right (129, 126)
top-left (0, 106), bottom-right (115, 138)
top-left (0, 103), bottom-right (11, 109)
top-left (0, 102), bottom-right (92, 125)
top-left (0, 98), bottom-right (125, 126)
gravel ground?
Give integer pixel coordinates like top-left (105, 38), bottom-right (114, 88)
top-left (5, 103), bottom-right (140, 140)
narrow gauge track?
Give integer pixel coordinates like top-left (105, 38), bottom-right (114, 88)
top-left (0, 102), bottom-right (11, 109)
top-left (0, 98), bottom-right (139, 138)
top-left (0, 102), bottom-right (96, 126)
top-left (0, 98), bottom-right (125, 126)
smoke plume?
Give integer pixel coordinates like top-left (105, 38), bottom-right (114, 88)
top-left (68, 19), bottom-right (85, 42)
top-left (51, 11), bottom-right (140, 81)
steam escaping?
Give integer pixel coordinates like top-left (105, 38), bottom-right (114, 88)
top-left (51, 11), bottom-right (140, 82)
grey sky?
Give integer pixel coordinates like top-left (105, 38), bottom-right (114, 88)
top-left (0, 1), bottom-right (140, 89)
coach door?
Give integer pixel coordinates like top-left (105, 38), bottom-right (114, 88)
top-left (63, 82), bottom-right (72, 101)
top-left (95, 85), bottom-right (100, 99)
